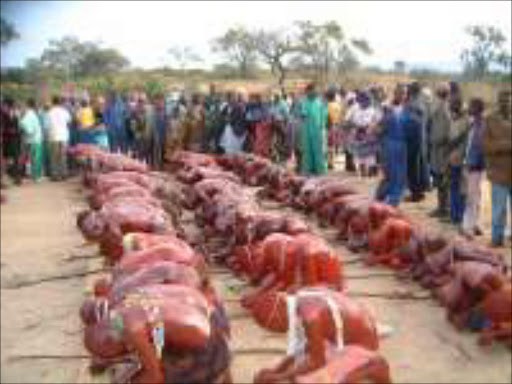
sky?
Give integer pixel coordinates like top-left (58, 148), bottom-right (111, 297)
top-left (1, 0), bottom-right (511, 72)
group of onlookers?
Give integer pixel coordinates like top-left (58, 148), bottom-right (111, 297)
top-left (1, 81), bottom-right (510, 247)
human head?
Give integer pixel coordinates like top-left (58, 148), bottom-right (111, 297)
top-left (393, 84), bottom-right (406, 105)
top-left (305, 82), bottom-right (317, 97)
top-left (468, 98), bottom-right (485, 118)
top-left (80, 298), bottom-right (127, 358)
top-left (449, 81), bottom-right (460, 99)
top-left (435, 83), bottom-right (449, 100)
top-left (357, 91), bottom-right (371, 109)
top-left (52, 95), bottom-right (61, 106)
top-left (3, 97), bottom-right (14, 109)
top-left (450, 97), bottom-right (463, 116)
top-left (325, 89), bottom-right (337, 102)
top-left (26, 98), bottom-right (36, 110)
top-left (406, 81), bottom-right (421, 101)
top-left (77, 210), bottom-right (106, 242)
top-left (191, 93), bottom-right (201, 105)
top-left (81, 99), bottom-right (89, 108)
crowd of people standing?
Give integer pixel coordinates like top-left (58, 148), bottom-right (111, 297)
top-left (1, 80), bottom-right (510, 246)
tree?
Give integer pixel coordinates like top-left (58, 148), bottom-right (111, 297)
top-left (253, 28), bottom-right (297, 94)
top-left (212, 26), bottom-right (258, 78)
top-left (40, 36), bottom-right (86, 80)
top-left (167, 45), bottom-right (202, 73)
top-left (460, 25), bottom-right (511, 79)
top-left (292, 20), bottom-right (372, 83)
top-left (0, 67), bottom-right (28, 83)
top-left (0, 17), bottom-right (19, 47)
top-left (38, 36), bottom-right (129, 80)
top-left (78, 47), bottom-right (130, 77)
top-left (393, 60), bottom-right (406, 74)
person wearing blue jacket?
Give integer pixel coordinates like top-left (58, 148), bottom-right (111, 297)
top-left (375, 85), bottom-right (407, 206)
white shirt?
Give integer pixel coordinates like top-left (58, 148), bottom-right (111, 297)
top-left (47, 105), bottom-right (71, 142)
top-left (348, 104), bottom-right (379, 127)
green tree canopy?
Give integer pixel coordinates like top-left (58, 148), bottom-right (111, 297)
top-left (37, 36), bottom-right (129, 80)
top-left (461, 25), bottom-right (511, 79)
top-left (0, 17), bottom-right (19, 47)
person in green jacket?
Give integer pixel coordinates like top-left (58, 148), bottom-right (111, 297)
top-left (19, 98), bottom-right (43, 182)
top-left (300, 83), bottom-right (328, 175)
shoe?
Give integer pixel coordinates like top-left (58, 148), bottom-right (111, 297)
top-left (489, 240), bottom-right (504, 248)
top-left (429, 209), bottom-right (449, 218)
top-left (474, 227), bottom-right (484, 236)
top-left (404, 193), bottom-right (425, 203)
top-left (459, 228), bottom-right (474, 240)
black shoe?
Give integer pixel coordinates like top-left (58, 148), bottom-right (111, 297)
top-left (405, 193), bottom-right (425, 203)
top-left (474, 227), bottom-right (484, 236)
top-left (429, 209), bottom-right (449, 218)
top-left (490, 240), bottom-right (504, 248)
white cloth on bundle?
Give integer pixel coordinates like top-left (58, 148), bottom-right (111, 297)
top-left (220, 124), bottom-right (246, 154)
top-left (286, 288), bottom-right (345, 368)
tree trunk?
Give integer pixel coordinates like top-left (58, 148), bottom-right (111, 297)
top-left (278, 68), bottom-right (286, 96)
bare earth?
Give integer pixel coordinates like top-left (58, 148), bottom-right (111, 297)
top-left (1, 168), bottom-right (511, 383)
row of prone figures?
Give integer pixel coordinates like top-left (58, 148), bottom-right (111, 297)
top-left (72, 145), bottom-right (391, 384)
top-left (70, 143), bottom-right (510, 384)
top-left (172, 150), bottom-right (394, 384)
top-left (217, 152), bottom-right (512, 348)
top-left (71, 144), bottom-right (234, 384)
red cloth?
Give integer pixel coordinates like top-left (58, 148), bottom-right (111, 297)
top-left (253, 120), bottom-right (272, 158)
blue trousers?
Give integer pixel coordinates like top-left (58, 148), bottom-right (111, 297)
top-left (406, 134), bottom-right (423, 195)
top-left (449, 165), bottom-right (466, 223)
top-left (491, 182), bottom-right (512, 244)
top-left (376, 139), bottom-right (407, 206)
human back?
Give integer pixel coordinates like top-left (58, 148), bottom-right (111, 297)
top-left (48, 97), bottom-right (71, 142)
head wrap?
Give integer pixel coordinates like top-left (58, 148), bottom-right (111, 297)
top-left (356, 91), bottom-right (371, 106)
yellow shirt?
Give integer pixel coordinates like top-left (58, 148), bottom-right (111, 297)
top-left (327, 101), bottom-right (343, 126)
top-left (77, 107), bottom-right (95, 129)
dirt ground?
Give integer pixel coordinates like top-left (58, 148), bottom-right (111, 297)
top-left (1, 167), bottom-right (511, 383)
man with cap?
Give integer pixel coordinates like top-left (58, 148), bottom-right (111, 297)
top-left (483, 87), bottom-right (512, 247)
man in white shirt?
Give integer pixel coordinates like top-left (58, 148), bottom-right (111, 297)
top-left (47, 96), bottom-right (71, 181)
